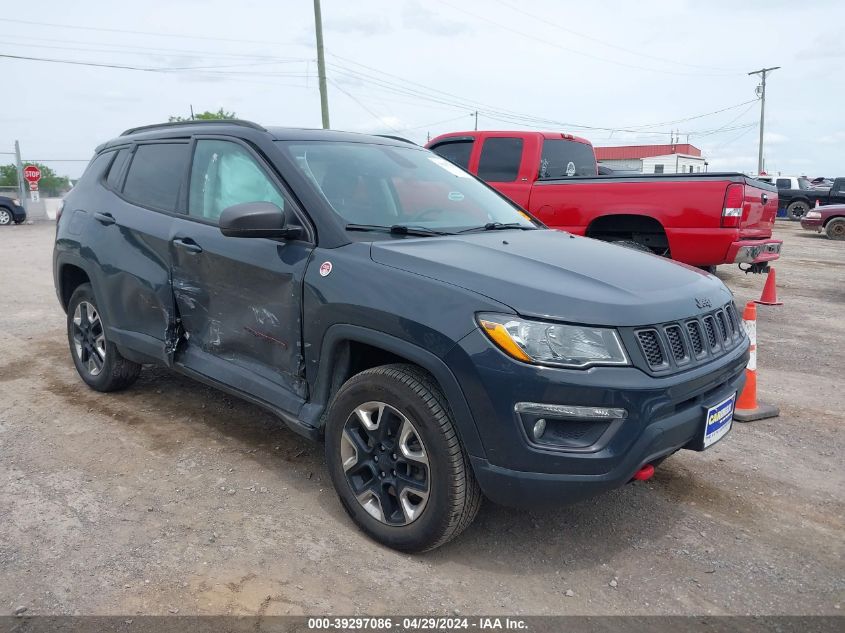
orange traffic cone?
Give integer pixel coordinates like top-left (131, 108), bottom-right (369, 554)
top-left (734, 301), bottom-right (779, 422)
top-left (754, 267), bottom-right (782, 306)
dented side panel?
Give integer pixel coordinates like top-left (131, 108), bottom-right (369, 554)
top-left (169, 216), bottom-right (312, 404)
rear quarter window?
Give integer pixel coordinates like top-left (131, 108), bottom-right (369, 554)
top-left (106, 148), bottom-right (131, 190)
top-left (78, 151), bottom-right (115, 186)
top-left (122, 143), bottom-right (189, 212)
top-left (538, 139), bottom-right (597, 179)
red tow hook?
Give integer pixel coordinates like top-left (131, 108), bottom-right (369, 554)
top-left (633, 464), bottom-right (655, 481)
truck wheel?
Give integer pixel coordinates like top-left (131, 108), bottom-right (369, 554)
top-left (825, 218), bottom-right (845, 240)
top-left (67, 284), bottom-right (141, 392)
top-left (612, 239), bottom-right (653, 254)
top-left (324, 364), bottom-right (482, 552)
top-left (787, 201), bottom-right (809, 220)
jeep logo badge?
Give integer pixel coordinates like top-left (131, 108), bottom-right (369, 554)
top-left (695, 297), bottom-right (712, 309)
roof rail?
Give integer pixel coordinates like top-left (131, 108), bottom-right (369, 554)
top-left (375, 134), bottom-right (416, 145)
top-left (120, 119), bottom-right (266, 137)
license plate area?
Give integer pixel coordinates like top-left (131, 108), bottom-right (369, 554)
top-left (703, 392), bottom-right (736, 449)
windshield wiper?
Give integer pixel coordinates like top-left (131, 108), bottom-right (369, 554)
top-left (456, 222), bottom-right (536, 233)
top-left (345, 223), bottom-right (453, 237)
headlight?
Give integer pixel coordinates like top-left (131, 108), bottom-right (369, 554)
top-left (477, 313), bottom-right (629, 369)
top-left (805, 211), bottom-right (821, 219)
top-left (13, 198), bottom-right (20, 205)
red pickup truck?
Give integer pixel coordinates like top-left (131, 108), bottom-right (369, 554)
top-left (426, 131), bottom-right (782, 272)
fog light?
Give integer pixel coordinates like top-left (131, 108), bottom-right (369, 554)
top-left (533, 418), bottom-right (547, 439)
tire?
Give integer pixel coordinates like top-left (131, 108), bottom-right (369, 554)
top-left (787, 200), bottom-right (809, 220)
top-left (0, 208), bottom-right (11, 226)
top-left (612, 239), bottom-right (653, 254)
top-left (324, 364), bottom-right (482, 552)
top-left (67, 283), bottom-right (141, 392)
top-left (825, 217), bottom-right (845, 241)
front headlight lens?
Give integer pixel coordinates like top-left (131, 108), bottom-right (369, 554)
top-left (805, 211), bottom-right (821, 219)
top-left (478, 313), bottom-right (629, 369)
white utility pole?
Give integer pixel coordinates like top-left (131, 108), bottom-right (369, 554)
top-left (748, 66), bottom-right (780, 175)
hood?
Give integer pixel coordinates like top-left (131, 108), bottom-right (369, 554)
top-left (370, 230), bottom-right (733, 327)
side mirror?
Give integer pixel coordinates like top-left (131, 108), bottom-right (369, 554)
top-left (218, 201), bottom-right (301, 239)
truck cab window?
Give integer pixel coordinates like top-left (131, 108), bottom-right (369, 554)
top-left (538, 139), bottom-right (597, 179)
top-left (430, 140), bottom-right (472, 170)
top-left (478, 137), bottom-right (523, 182)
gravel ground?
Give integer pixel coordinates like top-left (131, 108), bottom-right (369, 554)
top-left (0, 221), bottom-right (842, 616)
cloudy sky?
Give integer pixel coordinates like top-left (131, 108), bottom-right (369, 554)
top-left (1, 0), bottom-right (842, 178)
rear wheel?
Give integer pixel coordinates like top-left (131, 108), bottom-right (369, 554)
top-left (325, 364), bottom-right (481, 552)
top-left (787, 200), bottom-right (809, 220)
top-left (825, 218), bottom-right (845, 241)
top-left (67, 284), bottom-right (141, 392)
top-left (0, 208), bottom-right (11, 226)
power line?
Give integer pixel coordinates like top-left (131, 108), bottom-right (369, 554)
top-left (435, 0), bottom-right (740, 77)
top-left (0, 52), bottom-right (285, 73)
top-left (0, 17), bottom-right (298, 46)
top-left (490, 0), bottom-right (739, 74)
top-left (328, 78), bottom-right (400, 133)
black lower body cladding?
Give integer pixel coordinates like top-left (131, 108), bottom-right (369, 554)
top-left (445, 328), bottom-right (748, 507)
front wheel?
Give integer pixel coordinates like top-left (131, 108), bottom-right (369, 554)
top-left (0, 208), bottom-right (11, 226)
top-left (825, 218), bottom-right (845, 241)
top-left (324, 364), bottom-right (481, 552)
top-left (787, 200), bottom-right (809, 220)
top-left (67, 283), bottom-right (141, 392)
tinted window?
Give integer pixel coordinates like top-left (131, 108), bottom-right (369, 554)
top-left (106, 148), bottom-right (131, 190)
top-left (477, 137), bottom-right (522, 182)
top-left (776, 178), bottom-right (791, 189)
top-left (79, 152), bottom-right (115, 185)
top-left (123, 143), bottom-right (189, 211)
top-left (188, 140), bottom-right (285, 223)
top-left (430, 140), bottom-right (472, 170)
top-left (654, 164), bottom-right (664, 174)
top-left (538, 139), bottom-right (597, 179)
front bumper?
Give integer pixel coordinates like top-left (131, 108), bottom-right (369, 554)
top-left (800, 217), bottom-right (823, 232)
top-left (727, 239), bottom-right (782, 264)
top-left (447, 328), bottom-right (748, 508)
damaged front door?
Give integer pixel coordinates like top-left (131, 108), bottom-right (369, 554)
top-left (169, 138), bottom-right (313, 415)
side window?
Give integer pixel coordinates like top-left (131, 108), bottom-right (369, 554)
top-left (188, 140), bottom-right (285, 223)
top-left (79, 151), bottom-right (115, 186)
top-left (106, 148), bottom-right (131, 190)
top-left (123, 143), bottom-right (189, 212)
top-left (430, 140), bottom-right (472, 170)
top-left (776, 178), bottom-right (791, 189)
top-left (477, 137), bottom-right (523, 182)
top-left (654, 164), bottom-right (664, 174)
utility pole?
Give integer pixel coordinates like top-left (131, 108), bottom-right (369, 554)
top-left (473, 110), bottom-right (478, 131)
top-left (748, 66), bottom-right (780, 175)
top-left (14, 140), bottom-right (26, 211)
top-left (313, 0), bottom-right (330, 129)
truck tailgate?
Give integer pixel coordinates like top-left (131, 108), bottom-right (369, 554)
top-left (740, 181), bottom-right (778, 238)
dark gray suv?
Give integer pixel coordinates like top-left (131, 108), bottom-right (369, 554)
top-left (54, 120), bottom-right (748, 551)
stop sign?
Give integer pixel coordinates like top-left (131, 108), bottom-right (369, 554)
top-left (24, 165), bottom-right (41, 183)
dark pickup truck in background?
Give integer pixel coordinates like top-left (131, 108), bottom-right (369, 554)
top-left (427, 131), bottom-right (781, 272)
top-left (768, 176), bottom-right (845, 220)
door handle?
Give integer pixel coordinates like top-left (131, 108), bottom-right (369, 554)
top-left (172, 237), bottom-right (203, 254)
top-left (93, 211), bottom-right (116, 225)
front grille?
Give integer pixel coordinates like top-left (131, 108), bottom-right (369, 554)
top-left (636, 330), bottom-right (665, 367)
top-left (633, 302), bottom-right (746, 373)
top-left (703, 316), bottom-right (719, 349)
top-left (665, 325), bottom-right (687, 362)
top-left (686, 320), bottom-right (704, 355)
top-left (715, 310), bottom-right (729, 341)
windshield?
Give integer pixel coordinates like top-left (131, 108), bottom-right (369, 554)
top-left (278, 141), bottom-right (537, 233)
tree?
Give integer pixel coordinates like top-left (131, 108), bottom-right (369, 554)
top-left (168, 108), bottom-right (237, 122)
top-left (0, 163), bottom-right (71, 197)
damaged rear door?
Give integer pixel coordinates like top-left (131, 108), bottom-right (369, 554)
top-left (169, 137), bottom-right (313, 415)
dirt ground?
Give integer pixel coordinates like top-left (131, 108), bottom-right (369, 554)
top-left (0, 221), bottom-right (842, 617)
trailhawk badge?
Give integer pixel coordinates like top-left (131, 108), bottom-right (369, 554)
top-left (319, 261), bottom-right (333, 277)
